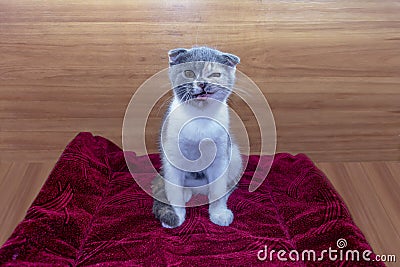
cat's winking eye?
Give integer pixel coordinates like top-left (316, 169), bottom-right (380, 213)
top-left (208, 73), bottom-right (221, 78)
top-left (184, 70), bottom-right (195, 78)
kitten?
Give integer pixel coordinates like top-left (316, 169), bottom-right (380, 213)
top-left (152, 46), bottom-right (243, 228)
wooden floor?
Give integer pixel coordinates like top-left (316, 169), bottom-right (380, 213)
top-left (0, 0), bottom-right (399, 265)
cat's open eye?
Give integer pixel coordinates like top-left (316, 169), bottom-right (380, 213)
top-left (208, 72), bottom-right (221, 78)
top-left (184, 70), bottom-right (195, 78)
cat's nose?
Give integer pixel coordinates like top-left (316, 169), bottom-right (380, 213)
top-left (197, 82), bottom-right (206, 89)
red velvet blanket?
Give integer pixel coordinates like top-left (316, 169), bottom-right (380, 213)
top-left (0, 133), bottom-right (384, 266)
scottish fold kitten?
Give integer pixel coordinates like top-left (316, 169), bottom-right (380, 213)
top-left (152, 47), bottom-right (243, 228)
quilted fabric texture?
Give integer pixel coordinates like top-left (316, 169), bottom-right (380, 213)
top-left (0, 133), bottom-right (384, 266)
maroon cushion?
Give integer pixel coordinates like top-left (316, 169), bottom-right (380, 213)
top-left (0, 133), bottom-right (384, 266)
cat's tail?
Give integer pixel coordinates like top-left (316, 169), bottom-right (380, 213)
top-left (152, 200), bottom-right (179, 227)
top-left (151, 174), bottom-right (180, 228)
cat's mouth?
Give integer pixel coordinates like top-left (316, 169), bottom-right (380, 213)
top-left (193, 92), bottom-right (214, 99)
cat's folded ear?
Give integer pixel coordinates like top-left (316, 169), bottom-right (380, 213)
top-left (221, 53), bottom-right (240, 67)
top-left (168, 48), bottom-right (188, 65)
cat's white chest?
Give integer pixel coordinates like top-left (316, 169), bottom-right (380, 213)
top-left (162, 99), bottom-right (230, 160)
top-left (180, 118), bottom-right (225, 142)
top-left (165, 99), bottom-right (230, 143)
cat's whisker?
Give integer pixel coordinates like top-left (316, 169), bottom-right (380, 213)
top-left (182, 92), bottom-right (191, 104)
top-left (156, 95), bottom-right (173, 116)
top-left (182, 94), bottom-right (188, 103)
top-left (210, 82), bottom-right (252, 97)
top-left (231, 86), bottom-right (252, 97)
top-left (232, 85), bottom-right (251, 92)
top-left (227, 98), bottom-right (242, 111)
top-left (230, 90), bottom-right (251, 99)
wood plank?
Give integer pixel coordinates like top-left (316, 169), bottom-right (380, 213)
top-left (0, 161), bottom-right (55, 245)
top-left (317, 162), bottom-right (400, 266)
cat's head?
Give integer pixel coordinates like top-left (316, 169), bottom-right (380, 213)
top-left (168, 47), bottom-right (240, 105)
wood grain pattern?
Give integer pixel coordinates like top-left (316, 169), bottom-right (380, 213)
top-left (0, 161), bottom-right (55, 245)
top-left (0, 0), bottom-right (399, 265)
top-left (318, 161), bottom-right (400, 266)
top-left (1, 0), bottom-right (399, 162)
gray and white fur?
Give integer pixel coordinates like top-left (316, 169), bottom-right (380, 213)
top-left (152, 46), bottom-right (243, 228)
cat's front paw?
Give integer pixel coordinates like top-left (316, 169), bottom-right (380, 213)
top-left (210, 208), bottom-right (234, 226)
